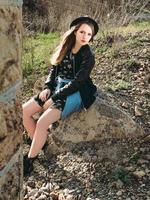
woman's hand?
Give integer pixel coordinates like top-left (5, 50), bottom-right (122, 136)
top-left (43, 98), bottom-right (54, 111)
top-left (39, 89), bottom-right (51, 102)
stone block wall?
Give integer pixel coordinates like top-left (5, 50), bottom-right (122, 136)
top-left (0, 1), bottom-right (23, 199)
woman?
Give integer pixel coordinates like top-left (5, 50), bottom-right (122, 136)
top-left (23, 16), bottom-right (99, 175)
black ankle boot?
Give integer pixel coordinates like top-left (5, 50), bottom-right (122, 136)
top-left (23, 154), bottom-right (37, 176)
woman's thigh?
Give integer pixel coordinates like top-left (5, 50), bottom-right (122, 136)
top-left (22, 98), bottom-right (43, 116)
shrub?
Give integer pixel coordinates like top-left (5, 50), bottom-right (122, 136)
top-left (112, 166), bottom-right (132, 184)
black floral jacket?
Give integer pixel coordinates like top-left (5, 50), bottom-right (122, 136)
top-left (44, 44), bottom-right (97, 109)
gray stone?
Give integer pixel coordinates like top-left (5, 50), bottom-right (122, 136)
top-left (45, 94), bottom-right (143, 161)
top-left (133, 170), bottom-right (146, 178)
top-left (37, 194), bottom-right (47, 200)
top-left (28, 189), bottom-right (39, 197)
top-left (116, 190), bottom-right (123, 196)
top-left (27, 180), bottom-right (36, 188)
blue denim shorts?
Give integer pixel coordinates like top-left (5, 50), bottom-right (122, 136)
top-left (55, 77), bottom-right (83, 119)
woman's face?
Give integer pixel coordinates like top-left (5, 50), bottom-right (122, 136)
top-left (74, 24), bottom-right (93, 46)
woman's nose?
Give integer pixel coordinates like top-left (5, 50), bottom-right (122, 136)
top-left (82, 33), bottom-right (87, 38)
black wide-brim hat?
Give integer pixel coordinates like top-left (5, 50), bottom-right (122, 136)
top-left (70, 16), bottom-right (99, 36)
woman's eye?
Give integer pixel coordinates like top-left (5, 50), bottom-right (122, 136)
top-left (79, 31), bottom-right (92, 36)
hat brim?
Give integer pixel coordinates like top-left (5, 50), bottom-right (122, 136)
top-left (70, 16), bottom-right (99, 36)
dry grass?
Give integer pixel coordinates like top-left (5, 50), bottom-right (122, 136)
top-left (23, 0), bottom-right (150, 34)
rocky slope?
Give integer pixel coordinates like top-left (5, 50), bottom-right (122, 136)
top-left (23, 28), bottom-right (150, 200)
top-left (92, 29), bottom-right (150, 134)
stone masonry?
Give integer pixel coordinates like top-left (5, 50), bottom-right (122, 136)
top-left (0, 1), bottom-right (23, 200)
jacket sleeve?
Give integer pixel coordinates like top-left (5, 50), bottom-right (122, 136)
top-left (44, 65), bottom-right (57, 91)
top-left (51, 48), bottom-right (95, 101)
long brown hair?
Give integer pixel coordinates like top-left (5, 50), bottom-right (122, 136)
top-left (51, 22), bottom-right (95, 65)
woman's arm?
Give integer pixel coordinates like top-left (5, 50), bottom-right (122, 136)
top-left (51, 47), bottom-right (95, 101)
top-left (44, 65), bottom-right (58, 91)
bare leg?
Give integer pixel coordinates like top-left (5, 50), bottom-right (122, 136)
top-left (22, 98), bottom-right (43, 139)
top-left (28, 108), bottom-right (61, 158)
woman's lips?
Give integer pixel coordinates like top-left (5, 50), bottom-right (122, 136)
top-left (81, 40), bottom-right (86, 42)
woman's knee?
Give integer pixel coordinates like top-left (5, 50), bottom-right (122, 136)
top-left (22, 98), bottom-right (42, 117)
top-left (36, 117), bottom-right (48, 131)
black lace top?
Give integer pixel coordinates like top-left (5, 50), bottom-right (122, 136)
top-left (58, 51), bottom-right (75, 79)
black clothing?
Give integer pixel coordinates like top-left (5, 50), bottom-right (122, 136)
top-left (49, 51), bottom-right (75, 111)
top-left (23, 155), bottom-right (36, 176)
top-left (34, 50), bottom-right (75, 111)
top-left (57, 51), bottom-right (75, 79)
top-left (44, 44), bottom-right (97, 109)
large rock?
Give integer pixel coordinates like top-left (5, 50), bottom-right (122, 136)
top-left (45, 91), bottom-right (143, 161)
